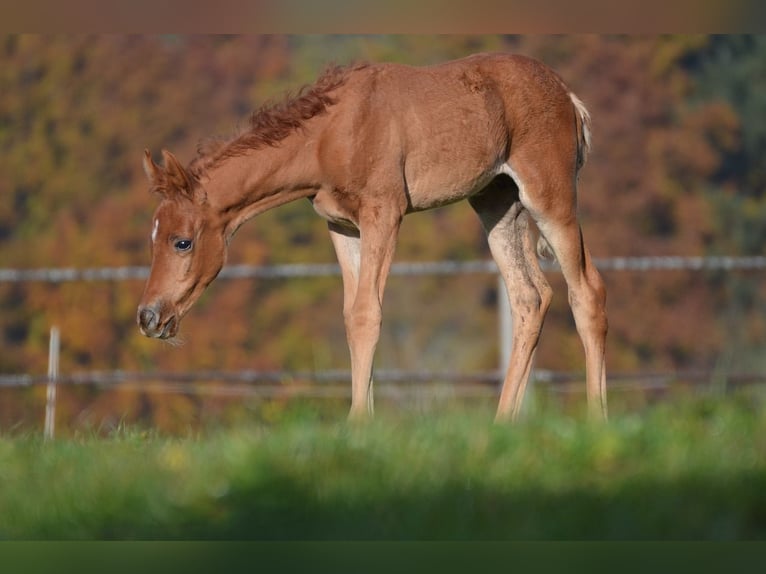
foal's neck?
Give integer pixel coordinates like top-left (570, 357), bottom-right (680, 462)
top-left (208, 128), bottom-right (325, 237)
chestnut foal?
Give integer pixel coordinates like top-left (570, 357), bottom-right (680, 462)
top-left (137, 53), bottom-right (607, 421)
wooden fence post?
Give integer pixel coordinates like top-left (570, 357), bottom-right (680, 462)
top-left (44, 326), bottom-right (59, 441)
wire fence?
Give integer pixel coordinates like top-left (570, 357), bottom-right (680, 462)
top-left (3, 366), bottom-right (765, 393)
top-left (3, 255), bottom-right (766, 283)
top-left (2, 255), bottom-right (766, 424)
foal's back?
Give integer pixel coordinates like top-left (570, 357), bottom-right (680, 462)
top-left (321, 52), bottom-right (578, 213)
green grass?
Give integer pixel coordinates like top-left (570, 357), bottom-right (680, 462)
top-left (2, 393), bottom-right (766, 539)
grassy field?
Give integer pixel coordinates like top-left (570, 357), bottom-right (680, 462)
top-left (2, 392), bottom-right (766, 540)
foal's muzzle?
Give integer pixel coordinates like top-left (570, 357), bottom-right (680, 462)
top-left (137, 304), bottom-right (178, 339)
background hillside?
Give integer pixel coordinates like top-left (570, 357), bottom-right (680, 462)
top-left (1, 35), bottom-right (765, 431)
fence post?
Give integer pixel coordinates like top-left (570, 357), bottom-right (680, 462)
top-left (44, 326), bottom-right (59, 441)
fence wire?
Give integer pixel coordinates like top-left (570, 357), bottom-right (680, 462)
top-left (2, 255), bottom-right (766, 283)
top-left (1, 255), bottom-right (765, 397)
top-left (1, 368), bottom-right (764, 396)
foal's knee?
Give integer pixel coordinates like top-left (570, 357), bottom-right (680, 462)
top-left (513, 286), bottom-right (551, 337)
top-left (539, 280), bottom-right (553, 317)
top-left (589, 269), bottom-right (608, 333)
top-left (344, 300), bottom-right (382, 341)
top-left (570, 273), bottom-right (607, 340)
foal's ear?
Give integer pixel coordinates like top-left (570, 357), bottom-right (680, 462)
top-left (142, 149), bottom-right (200, 202)
top-left (143, 149), bottom-right (163, 185)
top-left (161, 149), bottom-right (194, 195)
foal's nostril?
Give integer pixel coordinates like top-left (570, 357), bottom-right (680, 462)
top-left (137, 307), bottom-right (158, 331)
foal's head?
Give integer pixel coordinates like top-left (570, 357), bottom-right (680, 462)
top-left (137, 150), bottom-right (226, 341)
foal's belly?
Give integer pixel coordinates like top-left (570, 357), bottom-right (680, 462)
top-left (405, 164), bottom-right (502, 213)
top-left (310, 161), bottom-right (505, 225)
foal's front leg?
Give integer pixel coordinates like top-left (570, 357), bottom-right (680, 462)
top-left (329, 215), bottom-right (400, 421)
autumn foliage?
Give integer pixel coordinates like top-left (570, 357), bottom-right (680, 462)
top-left (1, 35), bottom-right (765, 431)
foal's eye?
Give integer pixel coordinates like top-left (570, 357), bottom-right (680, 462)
top-left (174, 239), bottom-right (193, 252)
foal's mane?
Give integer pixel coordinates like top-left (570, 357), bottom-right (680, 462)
top-left (189, 63), bottom-right (367, 178)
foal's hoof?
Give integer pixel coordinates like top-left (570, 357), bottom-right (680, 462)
top-left (347, 410), bottom-right (373, 424)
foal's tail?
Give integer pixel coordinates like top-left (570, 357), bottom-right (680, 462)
top-left (536, 91), bottom-right (592, 263)
top-left (569, 91), bottom-right (592, 171)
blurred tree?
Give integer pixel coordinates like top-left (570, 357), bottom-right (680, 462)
top-left (688, 35), bottom-right (766, 197)
top-left (684, 35), bottom-right (766, 373)
top-left (1, 35), bottom-right (765, 432)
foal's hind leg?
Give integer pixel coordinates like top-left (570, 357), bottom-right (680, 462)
top-left (470, 183), bottom-right (552, 422)
top-left (544, 221), bottom-right (607, 420)
top-left (507, 159), bottom-right (608, 421)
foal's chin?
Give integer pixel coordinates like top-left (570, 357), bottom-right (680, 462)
top-left (141, 328), bottom-right (185, 347)
top-left (157, 315), bottom-right (186, 347)
top-left (160, 334), bottom-right (185, 348)
top-left (140, 315), bottom-right (184, 346)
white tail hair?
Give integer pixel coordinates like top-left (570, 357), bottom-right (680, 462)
top-left (569, 92), bottom-right (592, 169)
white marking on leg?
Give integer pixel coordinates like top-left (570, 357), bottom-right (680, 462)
top-left (151, 218), bottom-right (159, 244)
